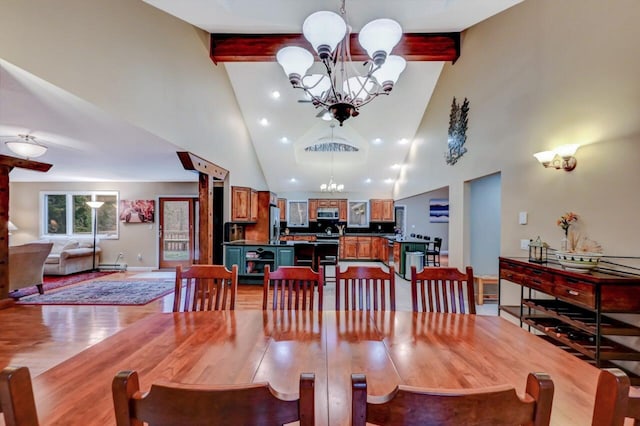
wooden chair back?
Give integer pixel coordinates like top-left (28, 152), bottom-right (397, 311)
top-left (592, 368), bottom-right (640, 426)
top-left (352, 372), bottom-right (554, 426)
top-left (0, 366), bottom-right (39, 426)
top-left (112, 370), bottom-right (315, 426)
top-left (335, 265), bottom-right (396, 311)
top-left (263, 265), bottom-right (323, 311)
top-left (410, 266), bottom-right (475, 314)
top-left (173, 264), bottom-right (238, 312)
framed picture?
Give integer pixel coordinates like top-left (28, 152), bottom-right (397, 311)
top-left (429, 199), bottom-right (449, 223)
top-left (119, 199), bottom-right (155, 223)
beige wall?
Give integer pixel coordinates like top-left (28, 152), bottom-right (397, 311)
top-left (0, 0), bottom-right (266, 194)
top-left (10, 181), bottom-right (197, 269)
top-left (396, 0), bottom-right (640, 270)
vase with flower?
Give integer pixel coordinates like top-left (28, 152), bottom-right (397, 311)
top-left (557, 212), bottom-right (578, 251)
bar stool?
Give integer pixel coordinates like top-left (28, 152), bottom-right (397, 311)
top-left (318, 255), bottom-right (338, 284)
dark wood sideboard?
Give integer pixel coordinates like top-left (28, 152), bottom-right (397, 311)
top-left (499, 256), bottom-right (640, 384)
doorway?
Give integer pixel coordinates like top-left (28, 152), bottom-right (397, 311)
top-left (158, 197), bottom-right (198, 269)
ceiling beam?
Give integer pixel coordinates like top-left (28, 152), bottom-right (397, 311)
top-left (177, 151), bottom-right (228, 180)
top-left (210, 32), bottom-right (460, 64)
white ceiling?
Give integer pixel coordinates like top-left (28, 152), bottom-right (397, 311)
top-left (0, 0), bottom-right (524, 191)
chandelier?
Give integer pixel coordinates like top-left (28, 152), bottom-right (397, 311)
top-left (4, 134), bottom-right (48, 158)
top-left (320, 125), bottom-right (344, 192)
top-left (276, 0), bottom-right (406, 126)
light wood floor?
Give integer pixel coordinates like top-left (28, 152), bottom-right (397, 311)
top-left (0, 259), bottom-right (497, 379)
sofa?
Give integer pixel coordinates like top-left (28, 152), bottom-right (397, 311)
top-left (5, 242), bottom-right (54, 298)
top-left (37, 238), bottom-right (102, 276)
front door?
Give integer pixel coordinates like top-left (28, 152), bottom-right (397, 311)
top-left (158, 197), bottom-right (198, 269)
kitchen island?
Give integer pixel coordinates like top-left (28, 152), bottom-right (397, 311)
top-left (224, 240), bottom-right (338, 284)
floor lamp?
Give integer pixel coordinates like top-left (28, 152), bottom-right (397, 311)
top-left (86, 201), bottom-right (104, 271)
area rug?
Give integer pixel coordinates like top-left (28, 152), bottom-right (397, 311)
top-left (16, 280), bottom-right (175, 306)
top-left (9, 271), bottom-right (118, 299)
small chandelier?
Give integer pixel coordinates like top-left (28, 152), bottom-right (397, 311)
top-left (276, 0), bottom-right (406, 126)
top-left (320, 125), bottom-right (345, 192)
top-left (4, 134), bottom-right (48, 158)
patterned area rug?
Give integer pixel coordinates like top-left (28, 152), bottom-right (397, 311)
top-left (9, 271), bottom-right (118, 299)
top-left (16, 280), bottom-right (175, 306)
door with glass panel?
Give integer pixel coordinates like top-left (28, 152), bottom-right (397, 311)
top-left (159, 198), bottom-right (198, 269)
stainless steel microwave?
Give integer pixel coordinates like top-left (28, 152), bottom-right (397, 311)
top-left (317, 207), bottom-right (339, 220)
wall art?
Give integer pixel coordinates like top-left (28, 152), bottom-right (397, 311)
top-left (119, 199), bottom-right (155, 223)
top-left (429, 198), bottom-right (449, 223)
top-left (445, 96), bottom-right (470, 165)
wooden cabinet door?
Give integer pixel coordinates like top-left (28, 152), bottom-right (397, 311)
top-left (277, 198), bottom-right (287, 221)
top-left (249, 189), bottom-right (258, 222)
top-left (357, 237), bottom-right (372, 259)
top-left (308, 199), bottom-right (318, 222)
top-left (370, 200), bottom-right (382, 222)
top-left (231, 186), bottom-right (251, 222)
top-left (344, 237), bottom-right (359, 259)
top-left (382, 200), bottom-right (395, 221)
top-left (393, 243), bottom-right (400, 265)
top-left (338, 199), bottom-right (347, 221)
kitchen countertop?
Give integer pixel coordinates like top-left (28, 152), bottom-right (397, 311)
top-left (224, 240), bottom-right (338, 246)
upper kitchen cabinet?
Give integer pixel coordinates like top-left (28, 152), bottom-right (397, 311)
top-left (338, 199), bottom-right (347, 221)
top-left (277, 198), bottom-right (287, 222)
top-left (370, 199), bottom-right (395, 222)
top-left (308, 199), bottom-right (318, 222)
top-left (288, 200), bottom-right (309, 227)
top-left (250, 189), bottom-right (258, 222)
top-left (231, 186), bottom-right (256, 222)
top-left (348, 201), bottom-right (369, 228)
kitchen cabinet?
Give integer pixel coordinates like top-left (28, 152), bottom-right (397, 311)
top-left (499, 257), bottom-right (640, 384)
top-left (224, 244), bottom-right (296, 285)
top-left (287, 200), bottom-right (309, 227)
top-left (348, 201), bottom-right (369, 227)
top-left (231, 186), bottom-right (255, 222)
top-left (250, 189), bottom-right (258, 222)
top-left (340, 236), bottom-right (372, 260)
top-left (338, 200), bottom-right (347, 221)
top-left (392, 243), bottom-right (400, 267)
top-left (308, 199), bottom-right (318, 222)
top-left (277, 198), bottom-right (287, 222)
top-left (370, 199), bottom-right (395, 222)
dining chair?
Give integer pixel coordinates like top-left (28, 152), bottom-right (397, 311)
top-left (112, 370), bottom-right (315, 426)
top-left (411, 266), bottom-right (475, 314)
top-left (0, 366), bottom-right (40, 426)
top-left (173, 264), bottom-right (238, 312)
top-left (335, 265), bottom-right (396, 311)
top-left (351, 372), bottom-right (554, 426)
top-left (425, 237), bottom-right (442, 266)
top-left (263, 265), bottom-right (324, 310)
top-left (591, 368), bottom-right (640, 426)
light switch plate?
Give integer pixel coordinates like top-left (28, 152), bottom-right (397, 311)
top-left (518, 211), bottom-right (528, 225)
top-left (520, 239), bottom-right (530, 250)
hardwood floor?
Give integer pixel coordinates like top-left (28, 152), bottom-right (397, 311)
top-left (0, 259), bottom-right (493, 380)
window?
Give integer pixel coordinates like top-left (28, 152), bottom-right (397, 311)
top-left (42, 191), bottom-right (119, 238)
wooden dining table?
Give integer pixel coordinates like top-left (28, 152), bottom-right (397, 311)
top-left (30, 310), bottom-right (600, 425)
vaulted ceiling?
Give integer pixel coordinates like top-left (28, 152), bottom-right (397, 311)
top-left (0, 0), bottom-right (524, 193)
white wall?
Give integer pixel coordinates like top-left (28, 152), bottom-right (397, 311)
top-left (396, 0), bottom-right (640, 270)
top-left (395, 187), bottom-right (450, 252)
top-left (468, 173), bottom-right (501, 275)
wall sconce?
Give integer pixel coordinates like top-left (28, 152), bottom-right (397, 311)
top-left (533, 144), bottom-right (579, 171)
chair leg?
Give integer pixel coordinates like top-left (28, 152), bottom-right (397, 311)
top-left (37, 284), bottom-right (44, 295)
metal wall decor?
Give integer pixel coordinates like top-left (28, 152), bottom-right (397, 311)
top-left (445, 96), bottom-right (470, 165)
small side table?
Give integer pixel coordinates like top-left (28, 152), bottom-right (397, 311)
top-left (474, 275), bottom-right (498, 305)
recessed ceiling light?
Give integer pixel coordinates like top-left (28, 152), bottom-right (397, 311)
top-left (271, 90), bottom-right (281, 99)
top-left (290, 178), bottom-right (297, 183)
top-left (391, 163), bottom-right (402, 169)
top-left (372, 138), bottom-right (383, 145)
top-left (365, 178), bottom-right (372, 183)
top-left (398, 138), bottom-right (409, 145)
top-left (280, 137), bottom-right (290, 144)
top-left (259, 118), bottom-right (270, 126)
top-left (384, 178), bottom-right (395, 184)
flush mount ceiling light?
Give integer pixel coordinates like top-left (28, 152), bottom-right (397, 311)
top-left (276, 0), bottom-right (406, 126)
top-left (4, 134), bottom-right (48, 158)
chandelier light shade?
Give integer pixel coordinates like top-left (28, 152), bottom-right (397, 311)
top-left (320, 124), bottom-right (345, 192)
top-left (5, 134), bottom-right (48, 158)
top-left (276, 0), bottom-right (405, 125)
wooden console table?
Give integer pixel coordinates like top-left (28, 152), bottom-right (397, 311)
top-left (499, 256), bottom-right (640, 383)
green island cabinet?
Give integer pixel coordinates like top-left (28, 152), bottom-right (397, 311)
top-left (224, 244), bottom-right (294, 284)
top-left (396, 241), bottom-right (427, 277)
